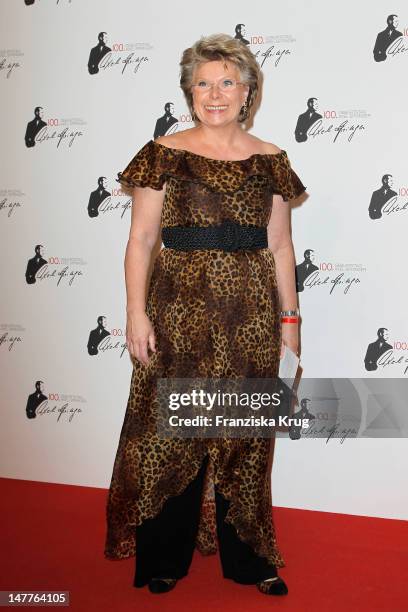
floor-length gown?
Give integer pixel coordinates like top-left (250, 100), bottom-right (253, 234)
top-left (104, 138), bottom-right (306, 569)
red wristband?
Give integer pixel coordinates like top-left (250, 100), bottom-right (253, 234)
top-left (281, 316), bottom-right (299, 323)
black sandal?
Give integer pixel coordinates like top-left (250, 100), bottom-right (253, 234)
top-left (148, 578), bottom-right (178, 594)
top-left (257, 576), bottom-right (288, 596)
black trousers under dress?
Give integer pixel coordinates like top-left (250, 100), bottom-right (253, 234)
top-left (134, 454), bottom-right (278, 587)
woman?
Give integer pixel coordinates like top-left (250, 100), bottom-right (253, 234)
top-left (104, 33), bottom-right (306, 597)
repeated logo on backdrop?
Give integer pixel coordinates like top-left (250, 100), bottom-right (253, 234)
top-left (0, 324), bottom-right (24, 352)
top-left (87, 178), bottom-right (131, 219)
top-left (87, 32), bottom-right (151, 76)
top-left (294, 98), bottom-right (370, 144)
top-left (368, 174), bottom-right (408, 220)
top-left (24, 0), bottom-right (73, 5)
top-left (87, 178), bottom-right (110, 218)
top-left (24, 106), bottom-right (85, 149)
top-left (232, 23), bottom-right (295, 68)
top-left (25, 245), bottom-right (86, 286)
top-left (25, 380), bottom-right (84, 423)
top-left (373, 14), bottom-right (406, 62)
top-left (364, 328), bottom-right (392, 371)
top-left (295, 248), bottom-right (366, 295)
top-left (2, 5), bottom-right (408, 457)
top-left (87, 316), bottom-right (127, 357)
top-left (0, 190), bottom-right (24, 218)
top-left (364, 329), bottom-right (408, 376)
top-left (0, 49), bottom-right (23, 79)
top-left (154, 103), bottom-right (179, 138)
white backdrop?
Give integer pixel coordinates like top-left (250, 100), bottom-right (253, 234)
top-left (1, 0), bottom-right (407, 520)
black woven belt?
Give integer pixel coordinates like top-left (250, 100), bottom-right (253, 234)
top-left (162, 221), bottom-right (268, 252)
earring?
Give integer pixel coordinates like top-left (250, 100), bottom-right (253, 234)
top-left (191, 108), bottom-right (197, 121)
top-left (241, 100), bottom-right (248, 119)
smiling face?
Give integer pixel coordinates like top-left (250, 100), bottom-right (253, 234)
top-left (191, 60), bottom-right (249, 127)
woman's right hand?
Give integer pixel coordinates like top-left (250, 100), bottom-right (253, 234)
top-left (126, 311), bottom-right (156, 365)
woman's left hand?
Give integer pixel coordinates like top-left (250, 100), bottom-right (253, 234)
top-left (280, 323), bottom-right (299, 358)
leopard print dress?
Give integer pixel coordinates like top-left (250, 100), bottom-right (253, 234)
top-left (104, 139), bottom-right (306, 568)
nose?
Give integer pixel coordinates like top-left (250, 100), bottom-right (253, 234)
top-left (209, 83), bottom-right (222, 99)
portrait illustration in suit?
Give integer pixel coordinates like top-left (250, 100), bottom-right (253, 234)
top-left (295, 98), bottom-right (322, 143)
top-left (289, 398), bottom-right (316, 440)
top-left (295, 249), bottom-right (318, 292)
top-left (364, 328), bottom-right (392, 371)
top-left (26, 381), bottom-right (47, 419)
top-left (88, 177), bottom-right (110, 218)
top-left (368, 174), bottom-right (397, 220)
top-left (153, 103), bottom-right (178, 139)
top-left (25, 244), bottom-right (47, 284)
top-left (25, 106), bottom-right (46, 148)
top-left (88, 32), bottom-right (111, 75)
top-left (373, 14), bottom-right (403, 62)
top-left (87, 316), bottom-right (110, 355)
top-left (234, 24), bottom-right (250, 45)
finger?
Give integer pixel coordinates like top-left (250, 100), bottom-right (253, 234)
top-left (280, 341), bottom-right (285, 359)
top-left (134, 341), bottom-right (142, 364)
top-left (138, 339), bottom-right (149, 365)
top-left (148, 332), bottom-right (156, 353)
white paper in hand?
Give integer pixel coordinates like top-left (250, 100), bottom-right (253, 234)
top-left (278, 344), bottom-right (300, 380)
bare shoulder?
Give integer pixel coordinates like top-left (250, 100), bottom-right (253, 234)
top-left (154, 128), bottom-right (198, 150)
top-left (261, 141), bottom-right (282, 155)
top-left (251, 135), bottom-right (282, 155)
top-left (247, 134), bottom-right (282, 155)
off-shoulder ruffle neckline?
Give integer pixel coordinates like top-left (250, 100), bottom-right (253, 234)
top-left (150, 139), bottom-right (287, 163)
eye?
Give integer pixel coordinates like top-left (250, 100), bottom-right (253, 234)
top-left (222, 79), bottom-right (234, 87)
top-left (197, 80), bottom-right (208, 88)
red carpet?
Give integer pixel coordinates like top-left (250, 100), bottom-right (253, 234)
top-left (1, 477), bottom-right (407, 611)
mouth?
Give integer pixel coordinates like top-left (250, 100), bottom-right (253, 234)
top-left (204, 105), bottom-right (228, 113)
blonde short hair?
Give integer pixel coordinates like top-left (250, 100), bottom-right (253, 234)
top-left (179, 33), bottom-right (261, 123)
